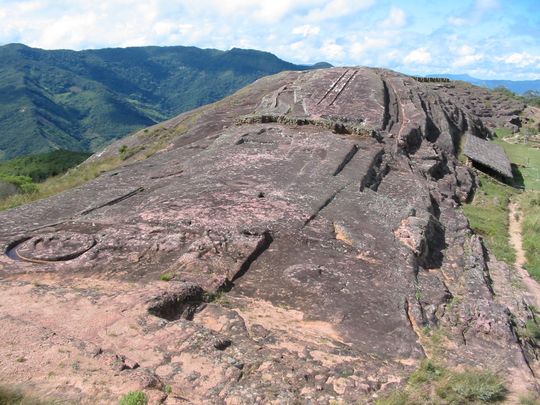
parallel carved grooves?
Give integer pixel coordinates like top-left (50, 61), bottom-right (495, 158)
top-left (329, 70), bottom-right (358, 106)
top-left (80, 187), bottom-right (144, 216)
top-left (333, 144), bottom-right (359, 176)
top-left (360, 150), bottom-right (389, 192)
top-left (317, 69), bottom-right (350, 105)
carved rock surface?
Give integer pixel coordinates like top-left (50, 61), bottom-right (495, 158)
top-left (0, 68), bottom-right (537, 403)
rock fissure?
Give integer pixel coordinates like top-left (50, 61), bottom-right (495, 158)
top-left (360, 150), bottom-right (389, 192)
top-left (333, 144), bottom-right (359, 176)
top-left (303, 185), bottom-right (348, 226)
top-left (80, 187), bottom-right (144, 216)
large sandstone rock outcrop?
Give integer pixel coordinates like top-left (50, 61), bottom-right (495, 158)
top-left (0, 68), bottom-right (537, 403)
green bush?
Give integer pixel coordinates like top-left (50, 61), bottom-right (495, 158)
top-left (119, 391), bottom-right (147, 405)
top-left (0, 174), bottom-right (38, 194)
top-left (0, 150), bottom-right (91, 182)
top-left (408, 360), bottom-right (445, 385)
top-left (377, 362), bottom-right (506, 405)
top-left (436, 371), bottom-right (506, 403)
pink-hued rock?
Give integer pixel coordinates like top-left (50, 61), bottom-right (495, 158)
top-left (0, 68), bottom-right (537, 403)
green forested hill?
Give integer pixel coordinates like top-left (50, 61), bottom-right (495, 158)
top-left (0, 149), bottom-right (91, 181)
top-left (0, 44), bottom-right (329, 160)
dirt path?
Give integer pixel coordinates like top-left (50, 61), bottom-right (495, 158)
top-left (508, 201), bottom-right (540, 308)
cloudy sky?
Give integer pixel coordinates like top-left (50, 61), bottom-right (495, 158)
top-left (0, 0), bottom-right (539, 79)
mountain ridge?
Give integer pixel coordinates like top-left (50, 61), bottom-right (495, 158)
top-left (0, 43), bottom-right (328, 160)
top-left (427, 73), bottom-right (540, 94)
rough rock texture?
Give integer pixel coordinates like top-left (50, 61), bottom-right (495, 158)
top-left (463, 134), bottom-right (514, 179)
top-left (0, 68), bottom-right (538, 404)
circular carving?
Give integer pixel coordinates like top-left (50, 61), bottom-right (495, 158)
top-left (14, 232), bottom-right (96, 263)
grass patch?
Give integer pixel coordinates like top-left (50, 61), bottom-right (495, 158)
top-left (0, 385), bottom-right (64, 404)
top-left (160, 272), bottom-right (174, 282)
top-left (493, 131), bottom-right (540, 191)
top-left (462, 173), bottom-right (517, 264)
top-left (520, 393), bottom-right (540, 405)
top-left (119, 391), bottom-right (147, 405)
top-left (119, 145), bottom-right (146, 161)
top-left (494, 127), bottom-right (513, 139)
top-left (204, 290), bottom-right (232, 307)
top-left (520, 191), bottom-right (540, 280)
top-left (377, 360), bottom-right (506, 405)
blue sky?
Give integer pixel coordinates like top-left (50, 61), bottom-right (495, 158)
top-left (0, 0), bottom-right (539, 79)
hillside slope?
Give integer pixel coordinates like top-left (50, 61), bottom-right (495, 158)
top-left (0, 43), bottom-right (327, 159)
top-left (0, 68), bottom-right (538, 403)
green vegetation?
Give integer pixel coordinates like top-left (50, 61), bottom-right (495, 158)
top-left (488, 128), bottom-right (540, 280)
top-left (520, 192), bottom-right (540, 280)
top-left (0, 156), bottom-right (122, 211)
top-left (160, 272), bottom-right (174, 282)
top-left (462, 173), bottom-right (517, 264)
top-left (523, 90), bottom-right (540, 108)
top-left (119, 145), bottom-right (146, 161)
top-left (0, 150), bottom-right (90, 182)
top-left (377, 360), bottom-right (506, 405)
top-left (0, 174), bottom-right (38, 194)
top-left (119, 391), bottom-right (147, 405)
top-left (462, 118), bottom-right (540, 274)
top-left (493, 131), bottom-right (540, 191)
top-left (0, 43), bottom-right (324, 160)
top-left (492, 87), bottom-right (540, 108)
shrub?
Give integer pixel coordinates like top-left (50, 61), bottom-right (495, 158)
top-left (377, 364), bottom-right (506, 405)
top-left (119, 391), bottom-right (147, 405)
top-left (436, 371), bottom-right (506, 403)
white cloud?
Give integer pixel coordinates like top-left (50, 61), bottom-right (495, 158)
top-left (404, 48), bottom-right (432, 64)
top-left (320, 40), bottom-right (345, 61)
top-left (350, 37), bottom-right (391, 58)
top-left (450, 45), bottom-right (483, 67)
top-left (382, 7), bottom-right (406, 28)
top-left (292, 24), bottom-right (320, 37)
top-left (153, 21), bottom-right (176, 36)
top-left (305, 0), bottom-right (375, 22)
top-left (0, 0), bottom-right (538, 79)
top-left (455, 45), bottom-right (474, 56)
top-left (475, 0), bottom-right (500, 11)
top-left (497, 52), bottom-right (540, 68)
top-left (453, 54), bottom-right (484, 67)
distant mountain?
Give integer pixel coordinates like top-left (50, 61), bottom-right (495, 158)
top-left (0, 44), bottom-right (329, 160)
top-left (427, 73), bottom-right (540, 95)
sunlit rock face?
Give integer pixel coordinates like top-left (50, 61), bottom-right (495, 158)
top-left (0, 68), bottom-right (536, 404)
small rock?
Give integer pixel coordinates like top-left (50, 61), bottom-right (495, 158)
top-left (213, 338), bottom-right (232, 351)
top-left (124, 358), bottom-right (140, 370)
top-left (226, 356), bottom-right (244, 369)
